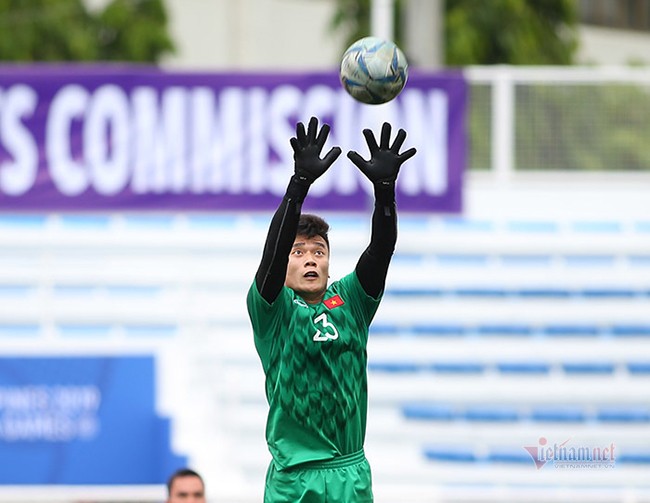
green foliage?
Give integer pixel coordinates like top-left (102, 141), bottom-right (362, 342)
top-left (514, 84), bottom-right (650, 171)
top-left (445, 0), bottom-right (578, 65)
top-left (468, 82), bottom-right (650, 171)
top-left (0, 0), bottom-right (97, 61)
top-left (0, 0), bottom-right (174, 63)
top-left (330, 0), bottom-right (404, 50)
top-left (330, 1), bottom-right (650, 172)
top-left (330, 0), bottom-right (578, 65)
top-left (466, 84), bottom-right (492, 170)
top-left (95, 0), bottom-right (174, 62)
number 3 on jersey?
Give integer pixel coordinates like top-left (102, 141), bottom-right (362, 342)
top-left (312, 313), bottom-right (339, 342)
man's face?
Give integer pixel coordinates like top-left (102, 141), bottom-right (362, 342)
top-left (167, 475), bottom-right (206, 503)
top-left (285, 234), bottom-right (330, 304)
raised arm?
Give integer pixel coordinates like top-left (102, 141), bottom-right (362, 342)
top-left (347, 123), bottom-right (417, 299)
top-left (254, 117), bottom-right (341, 304)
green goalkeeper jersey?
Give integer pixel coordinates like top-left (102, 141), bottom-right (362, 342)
top-left (247, 271), bottom-right (382, 470)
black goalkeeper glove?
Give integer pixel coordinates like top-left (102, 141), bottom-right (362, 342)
top-left (347, 122), bottom-right (417, 188)
top-left (290, 116), bottom-right (342, 186)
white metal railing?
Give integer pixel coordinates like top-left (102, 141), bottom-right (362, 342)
top-left (464, 65), bottom-right (650, 181)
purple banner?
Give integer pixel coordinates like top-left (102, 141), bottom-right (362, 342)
top-left (0, 64), bottom-right (466, 212)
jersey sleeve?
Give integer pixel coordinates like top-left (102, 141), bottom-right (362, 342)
top-left (247, 281), bottom-right (289, 336)
top-left (246, 280), bottom-right (292, 366)
top-left (338, 271), bottom-right (383, 327)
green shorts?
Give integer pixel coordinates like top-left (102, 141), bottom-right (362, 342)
top-left (264, 450), bottom-right (373, 503)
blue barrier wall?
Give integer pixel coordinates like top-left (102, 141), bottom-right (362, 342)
top-left (0, 356), bottom-right (186, 484)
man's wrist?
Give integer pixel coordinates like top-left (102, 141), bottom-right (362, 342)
top-left (286, 175), bottom-right (311, 202)
top-left (373, 181), bottom-right (396, 206)
top-left (292, 172), bottom-right (314, 186)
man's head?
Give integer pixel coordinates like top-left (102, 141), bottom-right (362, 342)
top-left (285, 214), bottom-right (330, 304)
top-left (296, 213), bottom-right (330, 249)
top-left (166, 468), bottom-right (205, 503)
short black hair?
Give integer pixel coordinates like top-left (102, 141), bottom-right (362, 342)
top-left (166, 468), bottom-right (203, 496)
top-left (297, 214), bottom-right (330, 248)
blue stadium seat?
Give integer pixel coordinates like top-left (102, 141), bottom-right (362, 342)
top-left (0, 284), bottom-right (34, 296)
top-left (423, 445), bottom-right (650, 467)
top-left (561, 362), bottom-right (616, 374)
top-left (412, 324), bottom-right (468, 336)
top-left (580, 288), bottom-right (639, 298)
top-left (571, 221), bottom-right (622, 233)
top-left (476, 324), bottom-right (534, 336)
top-left (371, 323), bottom-right (650, 339)
top-left (368, 324), bottom-right (401, 335)
top-left (406, 403), bottom-right (519, 423)
top-left (385, 286), bottom-right (647, 299)
top-left (463, 405), bottom-right (520, 422)
top-left (636, 221), bottom-right (650, 233)
top-left (370, 359), bottom-right (626, 375)
top-left (371, 360), bottom-right (628, 376)
top-left (57, 324), bottom-right (113, 337)
top-left (496, 362), bottom-right (552, 374)
top-left (611, 324), bottom-right (650, 336)
top-left (403, 403), bottom-right (456, 421)
top-left (0, 215), bottom-right (47, 227)
top-left (424, 445), bottom-right (476, 463)
top-left (0, 323), bottom-right (41, 337)
top-left (629, 255), bottom-right (650, 266)
top-left (405, 402), bottom-right (650, 425)
top-left (516, 288), bottom-right (572, 298)
top-left (596, 406), bottom-right (650, 423)
top-left (543, 324), bottom-right (601, 336)
top-left (455, 288), bottom-right (509, 297)
top-left (507, 221), bottom-right (559, 233)
top-left (486, 447), bottom-right (534, 464)
top-left (425, 445), bottom-right (540, 464)
top-left (618, 451), bottom-right (650, 464)
top-left (627, 362), bottom-right (650, 374)
top-left (530, 406), bottom-right (587, 423)
top-left (385, 288), bottom-right (445, 297)
top-left (368, 361), bottom-right (423, 373)
top-left (564, 255), bottom-right (616, 266)
top-left (431, 362), bottom-right (486, 374)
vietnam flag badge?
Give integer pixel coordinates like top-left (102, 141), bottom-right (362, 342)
top-left (324, 294), bottom-right (345, 310)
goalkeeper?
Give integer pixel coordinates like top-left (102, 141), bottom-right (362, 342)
top-left (247, 116), bottom-right (416, 502)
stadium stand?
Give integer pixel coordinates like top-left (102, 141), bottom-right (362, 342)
top-left (1, 175), bottom-right (649, 502)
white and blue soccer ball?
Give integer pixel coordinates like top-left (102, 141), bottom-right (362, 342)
top-left (339, 36), bottom-right (409, 105)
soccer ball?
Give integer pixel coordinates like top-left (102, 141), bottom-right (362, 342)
top-left (339, 36), bottom-right (408, 105)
